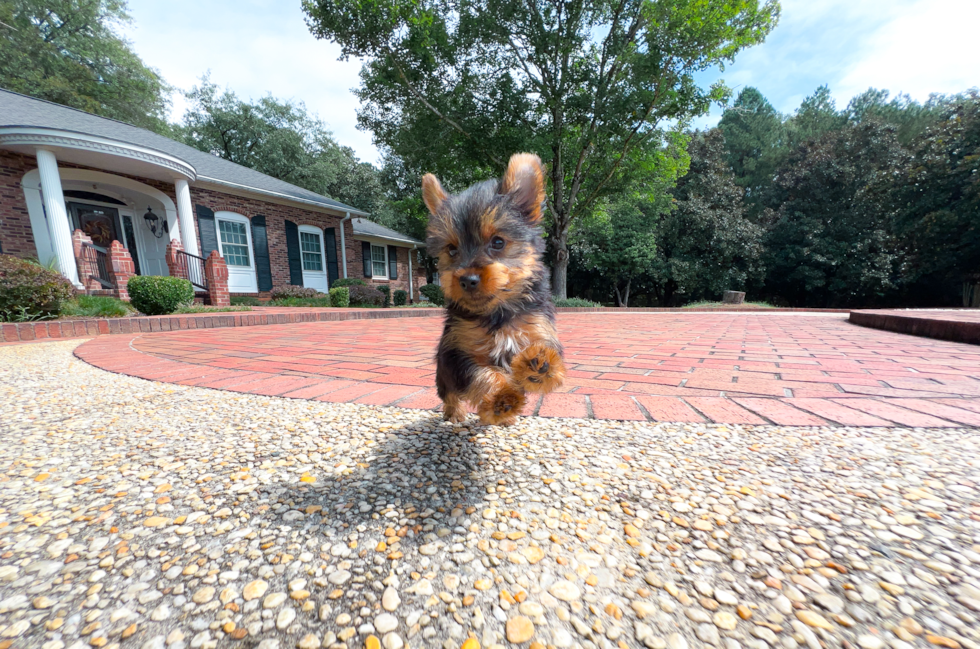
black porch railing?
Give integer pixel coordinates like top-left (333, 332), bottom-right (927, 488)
top-left (175, 249), bottom-right (208, 292)
top-left (80, 242), bottom-right (113, 289)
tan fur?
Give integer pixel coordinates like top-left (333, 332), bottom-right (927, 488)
top-left (500, 153), bottom-right (546, 223)
top-left (422, 173), bottom-right (448, 215)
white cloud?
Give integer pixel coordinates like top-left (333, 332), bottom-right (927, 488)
top-left (835, 0), bottom-right (980, 102)
top-left (123, 0), bottom-right (377, 163)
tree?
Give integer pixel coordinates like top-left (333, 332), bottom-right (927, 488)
top-left (0, 0), bottom-right (171, 133)
top-left (177, 78), bottom-right (384, 213)
top-left (846, 88), bottom-right (951, 145)
top-left (651, 129), bottom-right (763, 305)
top-left (762, 121), bottom-right (905, 307)
top-left (303, 0), bottom-right (780, 298)
top-left (717, 87), bottom-right (785, 219)
top-left (573, 136), bottom-right (685, 306)
top-left (786, 85), bottom-right (846, 147)
top-left (891, 91), bottom-right (980, 305)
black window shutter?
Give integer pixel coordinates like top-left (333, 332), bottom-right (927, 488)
top-left (251, 215), bottom-right (273, 292)
top-left (195, 205), bottom-right (218, 257)
top-left (362, 241), bottom-right (372, 278)
top-left (324, 228), bottom-right (339, 288)
top-left (387, 245), bottom-right (398, 280)
top-left (284, 220), bottom-right (303, 286)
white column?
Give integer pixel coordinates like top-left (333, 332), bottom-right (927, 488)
top-left (174, 179), bottom-right (199, 256)
top-left (35, 148), bottom-right (81, 287)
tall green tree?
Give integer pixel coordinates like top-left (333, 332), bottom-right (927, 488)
top-left (786, 84), bottom-right (846, 146)
top-left (652, 129), bottom-right (762, 305)
top-left (177, 79), bottom-right (383, 214)
top-left (717, 87), bottom-right (785, 219)
top-left (573, 134), bottom-right (687, 306)
top-left (0, 0), bottom-right (171, 133)
top-left (891, 91), bottom-right (980, 304)
top-left (303, 0), bottom-right (780, 298)
top-left (762, 121), bottom-right (905, 307)
top-left (846, 88), bottom-right (952, 145)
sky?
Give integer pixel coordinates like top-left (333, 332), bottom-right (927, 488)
top-left (123, 0), bottom-right (980, 165)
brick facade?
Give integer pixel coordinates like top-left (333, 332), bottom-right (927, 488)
top-left (0, 151), bottom-right (39, 258)
top-left (0, 150), bottom-right (425, 301)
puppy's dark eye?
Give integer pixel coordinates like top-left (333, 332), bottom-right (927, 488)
top-left (490, 237), bottom-right (505, 251)
top-left (447, 245), bottom-right (459, 258)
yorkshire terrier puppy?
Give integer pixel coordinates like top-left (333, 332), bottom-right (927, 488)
top-left (422, 153), bottom-right (565, 426)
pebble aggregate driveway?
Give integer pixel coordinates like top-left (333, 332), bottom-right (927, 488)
top-left (1, 341), bottom-right (980, 649)
top-left (74, 313), bottom-right (980, 427)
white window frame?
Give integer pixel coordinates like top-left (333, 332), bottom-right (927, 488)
top-left (299, 225), bottom-right (325, 272)
top-left (216, 212), bottom-right (254, 269)
top-left (371, 243), bottom-right (388, 279)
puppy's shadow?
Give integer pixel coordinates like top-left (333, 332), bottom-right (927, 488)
top-left (263, 414), bottom-right (493, 559)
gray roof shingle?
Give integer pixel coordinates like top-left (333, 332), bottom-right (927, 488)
top-left (0, 88), bottom-right (367, 214)
top-left (351, 218), bottom-right (423, 246)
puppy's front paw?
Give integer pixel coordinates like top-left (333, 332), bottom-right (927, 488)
top-left (442, 398), bottom-right (468, 424)
top-left (478, 386), bottom-right (525, 427)
top-left (512, 344), bottom-right (565, 393)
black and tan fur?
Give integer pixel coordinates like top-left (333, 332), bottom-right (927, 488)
top-left (423, 153), bottom-right (565, 426)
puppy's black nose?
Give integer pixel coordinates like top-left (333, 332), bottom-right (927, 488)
top-left (458, 274), bottom-right (480, 292)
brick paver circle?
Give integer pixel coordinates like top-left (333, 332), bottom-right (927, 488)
top-left (74, 312), bottom-right (980, 427)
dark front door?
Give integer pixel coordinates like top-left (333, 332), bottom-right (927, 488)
top-left (67, 202), bottom-right (121, 248)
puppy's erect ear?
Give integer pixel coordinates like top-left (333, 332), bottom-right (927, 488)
top-left (421, 173), bottom-right (448, 215)
top-left (500, 152), bottom-right (545, 223)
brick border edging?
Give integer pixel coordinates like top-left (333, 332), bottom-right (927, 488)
top-left (850, 310), bottom-right (980, 345)
top-left (0, 308), bottom-right (444, 344)
top-left (1, 305), bottom-right (856, 344)
top-left (555, 307), bottom-right (851, 313)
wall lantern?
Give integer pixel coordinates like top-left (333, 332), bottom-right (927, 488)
top-left (143, 206), bottom-right (168, 238)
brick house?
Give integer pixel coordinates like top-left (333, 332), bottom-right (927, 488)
top-left (0, 89), bottom-right (425, 302)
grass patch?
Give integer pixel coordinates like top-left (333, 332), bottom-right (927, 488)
top-left (681, 300), bottom-right (775, 309)
top-left (60, 295), bottom-right (135, 318)
top-left (269, 297), bottom-right (333, 308)
top-left (553, 297), bottom-right (602, 308)
top-left (230, 296), bottom-right (262, 306)
top-left (173, 304), bottom-right (252, 314)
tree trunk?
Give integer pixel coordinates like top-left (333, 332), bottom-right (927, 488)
top-left (551, 230), bottom-right (569, 300)
top-left (621, 278), bottom-right (631, 307)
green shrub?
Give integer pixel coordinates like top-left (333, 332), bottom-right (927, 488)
top-left (393, 289), bottom-right (408, 306)
top-left (331, 278), bottom-right (367, 288)
top-left (348, 284), bottom-right (384, 307)
top-left (269, 297), bottom-right (332, 308)
top-left (60, 295), bottom-right (134, 318)
top-left (420, 283), bottom-right (445, 306)
top-left (127, 276), bottom-right (194, 315)
top-left (329, 286), bottom-right (350, 308)
top-left (378, 285), bottom-right (391, 308)
top-left (231, 295), bottom-right (262, 306)
top-left (0, 254), bottom-right (75, 321)
top-left (270, 286), bottom-right (322, 300)
top-left (552, 297), bottom-right (601, 308)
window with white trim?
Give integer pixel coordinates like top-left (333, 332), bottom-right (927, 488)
top-left (218, 219), bottom-right (251, 267)
top-left (300, 231), bottom-right (323, 271)
top-left (371, 244), bottom-right (387, 278)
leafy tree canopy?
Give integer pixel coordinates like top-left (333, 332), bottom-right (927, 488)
top-left (717, 86), bottom-right (785, 219)
top-left (762, 121), bottom-right (905, 307)
top-left (654, 129), bottom-right (763, 305)
top-left (303, 0), bottom-right (780, 298)
top-left (891, 91), bottom-right (980, 288)
top-left (0, 0), bottom-right (171, 133)
top-left (176, 78), bottom-right (385, 216)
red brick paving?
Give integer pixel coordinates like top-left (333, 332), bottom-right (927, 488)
top-left (73, 313), bottom-right (980, 426)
